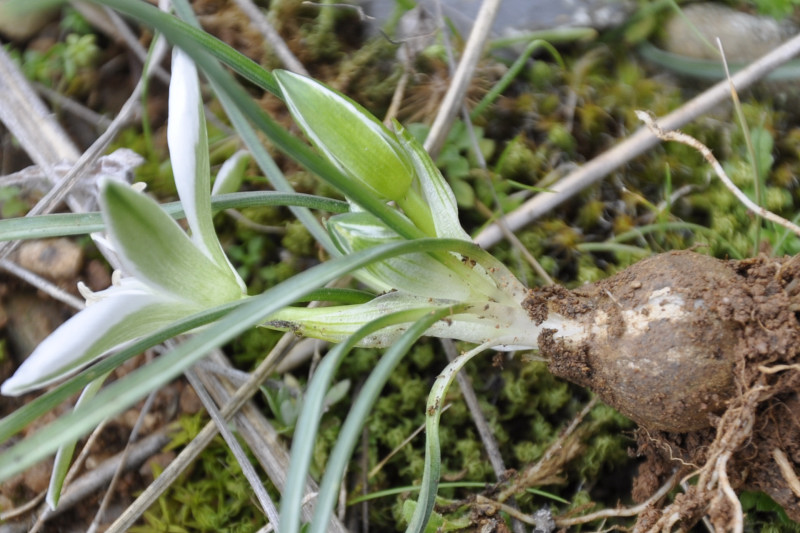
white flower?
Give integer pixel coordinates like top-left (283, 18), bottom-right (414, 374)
top-left (1, 50), bottom-right (246, 396)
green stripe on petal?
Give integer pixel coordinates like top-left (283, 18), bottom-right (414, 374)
top-left (274, 70), bottom-right (414, 202)
top-left (328, 212), bottom-right (476, 301)
top-left (265, 292), bottom-right (457, 346)
top-left (396, 124), bottom-right (472, 241)
top-left (100, 180), bottom-right (243, 306)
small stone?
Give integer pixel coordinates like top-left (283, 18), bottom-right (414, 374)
top-left (16, 238), bottom-right (83, 281)
top-left (0, 3), bottom-right (58, 42)
top-left (84, 259), bottom-right (112, 292)
top-left (179, 383), bottom-right (204, 414)
top-left (5, 293), bottom-right (67, 359)
top-left (662, 3), bottom-right (798, 63)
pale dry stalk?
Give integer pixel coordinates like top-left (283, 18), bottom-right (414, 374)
top-left (554, 472), bottom-right (678, 528)
top-left (635, 110), bottom-right (800, 238)
top-left (497, 397), bottom-right (597, 503)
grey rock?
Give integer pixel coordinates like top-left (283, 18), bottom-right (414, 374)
top-left (662, 3), bottom-right (799, 63)
top-left (365, 0), bottom-right (633, 40)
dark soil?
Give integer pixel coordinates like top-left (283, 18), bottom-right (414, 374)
top-left (524, 250), bottom-right (800, 526)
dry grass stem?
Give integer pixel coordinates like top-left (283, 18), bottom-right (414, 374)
top-left (186, 366), bottom-right (279, 525)
top-left (474, 494), bottom-right (547, 526)
top-left (423, 0), bottom-right (502, 158)
top-left (636, 110), bottom-right (800, 238)
top-left (0, 259), bottom-right (85, 310)
top-left (441, 339), bottom-right (507, 477)
top-left (233, 0), bottom-right (308, 75)
top-left (498, 397), bottom-right (597, 503)
top-left (474, 31), bottom-right (800, 249)
top-left (0, 492), bottom-right (45, 521)
top-left (368, 404), bottom-right (451, 480)
top-left (28, 422), bottom-right (108, 532)
top-left (85, 392), bottom-right (157, 533)
top-left (556, 471), bottom-right (678, 528)
top-left (105, 333), bottom-right (299, 532)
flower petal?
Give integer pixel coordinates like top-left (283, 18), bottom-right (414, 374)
top-left (396, 124), bottom-right (472, 241)
top-left (101, 180), bottom-right (243, 306)
top-left (1, 288), bottom-right (201, 396)
top-left (328, 211), bottom-right (475, 300)
top-left (168, 48), bottom-right (245, 290)
top-left (212, 150), bottom-right (249, 195)
top-left (274, 70), bottom-right (414, 202)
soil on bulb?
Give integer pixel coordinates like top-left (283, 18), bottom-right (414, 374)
top-left (523, 250), bottom-right (800, 525)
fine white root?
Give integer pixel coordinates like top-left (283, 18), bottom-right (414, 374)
top-left (636, 110), bottom-right (800, 239)
top-left (758, 363), bottom-right (800, 374)
top-left (715, 453), bottom-right (743, 533)
top-left (772, 448), bottom-right (800, 500)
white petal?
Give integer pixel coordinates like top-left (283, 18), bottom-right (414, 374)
top-left (168, 50), bottom-right (246, 291)
top-left (168, 48), bottom-right (204, 248)
top-left (1, 288), bottom-right (201, 396)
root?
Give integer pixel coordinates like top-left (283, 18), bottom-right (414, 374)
top-left (639, 386), bottom-right (763, 532)
top-left (772, 448), bottom-right (800, 500)
top-left (636, 111), bottom-right (800, 238)
top-left (711, 453), bottom-right (743, 533)
top-left (553, 472), bottom-right (678, 528)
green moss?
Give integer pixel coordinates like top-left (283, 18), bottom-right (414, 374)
top-left (229, 327), bottom-right (283, 367)
top-left (281, 220), bottom-right (315, 256)
top-left (495, 135), bottom-right (543, 183)
top-left (132, 415), bottom-right (268, 533)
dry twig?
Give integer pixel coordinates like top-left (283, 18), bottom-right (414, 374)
top-left (635, 110), bottom-right (800, 238)
top-left (474, 31), bottom-right (800, 249)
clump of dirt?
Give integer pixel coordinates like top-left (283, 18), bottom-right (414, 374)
top-left (524, 250), bottom-right (800, 526)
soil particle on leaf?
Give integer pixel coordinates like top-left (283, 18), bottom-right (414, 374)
top-left (524, 250), bottom-right (800, 524)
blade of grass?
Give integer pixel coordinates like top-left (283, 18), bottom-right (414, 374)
top-left (346, 481), bottom-right (489, 505)
top-left (308, 307), bottom-right (454, 533)
top-left (45, 374), bottom-right (108, 509)
top-left (471, 39), bottom-right (563, 120)
top-left (280, 306), bottom-right (456, 533)
top-left (0, 191), bottom-right (348, 241)
top-left (0, 238), bottom-right (487, 481)
top-left (405, 340), bottom-right (494, 533)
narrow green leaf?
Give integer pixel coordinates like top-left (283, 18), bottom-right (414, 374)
top-left (279, 307), bottom-right (447, 533)
top-left (309, 308), bottom-right (453, 533)
top-left (0, 238), bottom-right (484, 481)
top-left (46, 374), bottom-right (108, 509)
top-left (0, 192), bottom-right (348, 242)
top-left (406, 342), bottom-right (493, 533)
